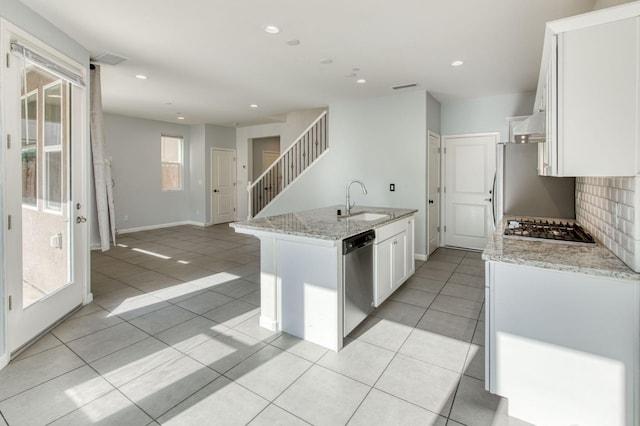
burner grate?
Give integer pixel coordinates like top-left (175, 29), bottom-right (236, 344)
top-left (504, 219), bottom-right (595, 244)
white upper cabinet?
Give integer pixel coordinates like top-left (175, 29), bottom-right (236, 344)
top-left (536, 4), bottom-right (640, 177)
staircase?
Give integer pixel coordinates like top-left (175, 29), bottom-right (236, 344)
top-left (248, 111), bottom-right (328, 218)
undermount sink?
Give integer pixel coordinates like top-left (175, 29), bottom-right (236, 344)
top-left (348, 212), bottom-right (389, 221)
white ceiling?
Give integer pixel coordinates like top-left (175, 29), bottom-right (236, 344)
top-left (20, 0), bottom-right (596, 127)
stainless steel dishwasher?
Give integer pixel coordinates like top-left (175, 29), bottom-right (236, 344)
top-left (343, 230), bottom-right (375, 337)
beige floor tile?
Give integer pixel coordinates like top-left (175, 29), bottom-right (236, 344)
top-left (248, 404), bottom-right (308, 425)
top-left (400, 328), bottom-right (471, 373)
top-left (375, 354), bottom-right (459, 416)
top-left (270, 333), bottom-right (329, 363)
top-left (0, 366), bottom-right (114, 426)
top-left (129, 304), bottom-right (197, 335)
top-left (349, 316), bottom-right (413, 352)
top-left (67, 322), bottom-right (148, 363)
top-left (449, 376), bottom-right (502, 426)
top-left (91, 337), bottom-right (181, 388)
top-left (12, 332), bottom-right (62, 362)
top-left (389, 286), bottom-right (437, 308)
top-left (226, 345), bottom-right (312, 401)
top-left (0, 346), bottom-right (84, 401)
top-left (349, 389), bottom-right (448, 426)
top-left (202, 299), bottom-right (260, 327)
top-left (52, 310), bottom-right (124, 343)
top-left (154, 316), bottom-right (227, 353)
top-left (441, 282), bottom-right (485, 302)
top-left (48, 390), bottom-right (152, 426)
top-left (275, 365), bottom-right (370, 426)
top-left (416, 310), bottom-right (477, 343)
top-left (185, 328), bottom-right (266, 373)
top-left (464, 344), bottom-right (485, 381)
top-left (157, 376), bottom-right (268, 425)
top-left (175, 290), bottom-right (233, 314)
top-left (318, 339), bottom-right (394, 386)
top-left (404, 276), bottom-right (446, 293)
top-left (372, 300), bottom-right (426, 327)
top-left (119, 355), bottom-right (218, 418)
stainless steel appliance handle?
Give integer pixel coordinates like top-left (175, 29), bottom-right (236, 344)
top-left (491, 171), bottom-right (497, 228)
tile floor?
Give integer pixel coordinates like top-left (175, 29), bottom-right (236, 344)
top-left (0, 224), bottom-right (533, 426)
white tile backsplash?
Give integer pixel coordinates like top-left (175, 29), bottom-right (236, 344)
top-left (575, 176), bottom-right (640, 271)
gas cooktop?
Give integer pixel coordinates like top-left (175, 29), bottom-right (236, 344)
top-left (504, 219), bottom-right (596, 245)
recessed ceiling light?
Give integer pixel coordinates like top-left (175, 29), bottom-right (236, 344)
top-left (450, 60), bottom-right (464, 67)
top-left (264, 25), bottom-right (280, 34)
top-left (356, 79), bottom-right (367, 84)
top-left (250, 104), bottom-right (259, 108)
top-left (320, 58), bottom-right (333, 65)
top-left (177, 116), bottom-right (185, 120)
top-left (286, 39), bottom-right (300, 46)
top-left (135, 74), bottom-right (148, 80)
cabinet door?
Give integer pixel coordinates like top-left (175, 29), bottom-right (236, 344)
top-left (558, 16), bottom-right (639, 176)
top-left (406, 218), bottom-right (415, 275)
top-left (392, 231), bottom-right (407, 289)
top-left (539, 39), bottom-right (558, 177)
top-left (374, 238), bottom-right (393, 307)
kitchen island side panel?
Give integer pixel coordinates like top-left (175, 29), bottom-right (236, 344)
top-left (277, 239), bottom-right (341, 351)
top-left (489, 261), bottom-right (638, 426)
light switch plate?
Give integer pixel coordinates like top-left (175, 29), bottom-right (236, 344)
top-left (390, 183), bottom-right (395, 191)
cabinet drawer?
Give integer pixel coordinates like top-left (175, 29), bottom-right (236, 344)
top-left (375, 218), bottom-right (408, 242)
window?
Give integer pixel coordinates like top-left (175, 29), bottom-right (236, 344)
top-left (161, 135), bottom-right (183, 190)
top-left (43, 82), bottom-right (64, 211)
top-left (21, 90), bottom-right (38, 206)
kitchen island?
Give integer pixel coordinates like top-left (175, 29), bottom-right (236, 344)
top-left (483, 217), bottom-right (640, 426)
top-left (231, 206), bottom-right (417, 351)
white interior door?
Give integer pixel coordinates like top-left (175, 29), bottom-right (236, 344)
top-left (211, 148), bottom-right (236, 224)
top-left (444, 133), bottom-right (498, 250)
top-left (428, 132), bottom-right (441, 256)
top-left (3, 26), bottom-right (88, 354)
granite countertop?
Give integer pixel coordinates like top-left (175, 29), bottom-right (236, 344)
top-left (483, 216), bottom-right (640, 281)
top-left (231, 205), bottom-right (417, 241)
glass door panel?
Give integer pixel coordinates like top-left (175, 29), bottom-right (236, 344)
top-left (20, 66), bottom-right (71, 308)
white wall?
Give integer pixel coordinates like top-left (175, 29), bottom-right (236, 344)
top-left (427, 92), bottom-right (441, 134)
top-left (441, 92), bottom-right (535, 141)
top-left (0, 0), bottom-right (90, 365)
top-left (104, 114), bottom-right (191, 231)
top-left (259, 91), bottom-right (433, 256)
top-left (280, 107), bottom-right (327, 151)
top-left (189, 124), bottom-right (206, 224)
top-left (593, 0), bottom-right (634, 10)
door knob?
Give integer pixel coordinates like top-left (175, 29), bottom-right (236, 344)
top-left (484, 198), bottom-right (492, 202)
top-left (76, 216), bottom-right (87, 224)
top-left (428, 200), bottom-right (434, 205)
top-left (213, 189), bottom-right (219, 192)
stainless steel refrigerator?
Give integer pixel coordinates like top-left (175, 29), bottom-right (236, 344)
top-left (493, 143), bottom-right (575, 224)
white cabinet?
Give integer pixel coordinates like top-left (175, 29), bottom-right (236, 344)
top-left (485, 261), bottom-right (640, 426)
top-left (536, 6), bottom-right (640, 176)
top-left (374, 216), bottom-right (414, 307)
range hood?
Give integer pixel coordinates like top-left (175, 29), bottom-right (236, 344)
top-left (512, 111), bottom-right (546, 143)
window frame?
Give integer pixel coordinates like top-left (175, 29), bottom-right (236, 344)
top-left (160, 134), bottom-right (184, 191)
top-left (21, 88), bottom-right (38, 209)
top-left (42, 80), bottom-right (65, 213)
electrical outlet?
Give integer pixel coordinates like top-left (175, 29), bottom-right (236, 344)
top-left (390, 183), bottom-right (395, 192)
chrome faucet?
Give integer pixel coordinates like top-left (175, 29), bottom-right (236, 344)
top-left (345, 180), bottom-right (368, 216)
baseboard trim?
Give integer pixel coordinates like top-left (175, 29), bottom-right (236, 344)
top-left (259, 316), bottom-right (279, 331)
top-left (117, 221), bottom-right (196, 235)
top-left (415, 253), bottom-right (428, 261)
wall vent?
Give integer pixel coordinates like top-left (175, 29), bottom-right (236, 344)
top-left (392, 83), bottom-right (419, 90)
top-left (91, 52), bottom-right (127, 66)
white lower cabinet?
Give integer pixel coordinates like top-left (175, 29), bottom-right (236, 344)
top-left (374, 216), bottom-right (414, 307)
top-left (485, 261), bottom-right (640, 426)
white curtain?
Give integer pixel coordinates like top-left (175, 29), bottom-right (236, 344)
top-left (90, 65), bottom-right (116, 250)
